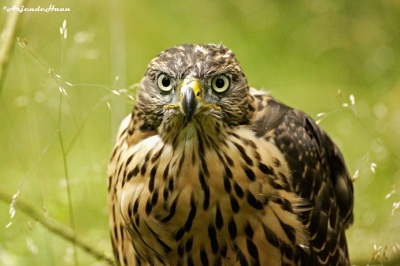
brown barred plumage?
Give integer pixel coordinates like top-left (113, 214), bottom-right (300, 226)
top-left (108, 44), bottom-right (353, 266)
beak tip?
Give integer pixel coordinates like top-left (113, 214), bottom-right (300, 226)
top-left (181, 87), bottom-right (198, 122)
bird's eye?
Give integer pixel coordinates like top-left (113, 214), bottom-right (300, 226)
top-left (157, 74), bottom-right (173, 92)
top-left (211, 75), bottom-right (229, 93)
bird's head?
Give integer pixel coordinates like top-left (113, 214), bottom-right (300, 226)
top-left (136, 44), bottom-right (254, 134)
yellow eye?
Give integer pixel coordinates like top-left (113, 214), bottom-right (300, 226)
top-left (157, 74), bottom-right (173, 91)
top-left (211, 75), bottom-right (229, 93)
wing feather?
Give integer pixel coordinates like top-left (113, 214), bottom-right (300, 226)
top-left (249, 90), bottom-right (354, 265)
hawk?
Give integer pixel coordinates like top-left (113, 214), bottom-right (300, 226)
top-left (108, 44), bottom-right (354, 266)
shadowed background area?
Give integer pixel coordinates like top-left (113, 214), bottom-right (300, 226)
top-left (0, 0), bottom-right (399, 265)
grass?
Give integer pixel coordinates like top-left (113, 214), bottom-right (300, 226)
top-left (1, 1), bottom-right (400, 265)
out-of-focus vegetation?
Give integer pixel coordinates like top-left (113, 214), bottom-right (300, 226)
top-left (1, 0), bottom-right (399, 265)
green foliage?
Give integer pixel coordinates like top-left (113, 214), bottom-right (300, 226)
top-left (0, 0), bottom-right (399, 265)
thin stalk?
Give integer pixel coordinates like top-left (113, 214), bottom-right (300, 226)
top-left (57, 93), bottom-right (79, 265)
top-left (0, 189), bottom-right (115, 265)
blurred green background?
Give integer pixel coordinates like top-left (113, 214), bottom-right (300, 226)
top-left (1, 0), bottom-right (400, 265)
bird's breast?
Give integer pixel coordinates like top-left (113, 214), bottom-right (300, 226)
top-left (118, 126), bottom-right (307, 265)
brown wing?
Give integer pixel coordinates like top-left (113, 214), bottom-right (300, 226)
top-left (249, 90), bottom-right (354, 265)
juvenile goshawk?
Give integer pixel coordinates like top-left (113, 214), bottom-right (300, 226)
top-left (108, 44), bottom-right (354, 266)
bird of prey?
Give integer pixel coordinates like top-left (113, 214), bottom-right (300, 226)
top-left (108, 44), bottom-right (354, 266)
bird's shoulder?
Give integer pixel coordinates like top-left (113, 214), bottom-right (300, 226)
top-left (248, 88), bottom-right (354, 265)
top-left (248, 88), bottom-right (353, 227)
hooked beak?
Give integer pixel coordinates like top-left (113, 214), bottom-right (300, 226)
top-left (179, 79), bottom-right (202, 122)
top-left (164, 79), bottom-right (221, 122)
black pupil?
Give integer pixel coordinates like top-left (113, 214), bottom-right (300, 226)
top-left (215, 78), bottom-right (225, 88)
top-left (162, 76), bottom-right (170, 87)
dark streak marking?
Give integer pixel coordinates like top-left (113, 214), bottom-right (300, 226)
top-left (174, 228), bottom-right (185, 241)
top-left (185, 195), bottom-right (197, 231)
top-left (121, 169), bottom-right (127, 187)
top-left (243, 167), bottom-right (256, 181)
top-left (151, 189), bottom-right (158, 205)
top-left (233, 141), bottom-right (253, 166)
top-left (233, 182), bottom-right (244, 198)
top-left (247, 139), bottom-right (256, 149)
top-left (280, 242), bottom-right (294, 260)
top-left (152, 146), bottom-right (164, 163)
top-left (149, 164), bottom-right (158, 192)
top-left (220, 245), bottom-right (227, 258)
top-left (199, 171), bottom-right (210, 210)
top-left (259, 162), bottom-right (274, 175)
top-left (224, 165), bottom-right (233, 179)
top-left (246, 238), bottom-right (260, 263)
top-left (272, 197), bottom-right (294, 213)
top-left (141, 150), bottom-right (152, 176)
top-left (200, 248), bottom-right (209, 266)
top-left (187, 255), bottom-right (194, 266)
top-left (127, 202), bottom-right (133, 219)
top-left (228, 132), bottom-right (241, 140)
top-left (135, 255), bottom-right (142, 266)
top-left (117, 165), bottom-right (124, 179)
top-left (126, 154), bottom-right (134, 166)
top-left (192, 150), bottom-right (196, 165)
top-left (230, 195), bottom-right (240, 213)
top-left (238, 249), bottom-right (249, 266)
top-left (248, 102), bottom-right (255, 112)
top-left (262, 224), bottom-right (279, 247)
top-left (163, 163), bottom-right (170, 180)
top-left (269, 180), bottom-right (286, 191)
top-left (244, 223), bottom-right (254, 238)
top-left (161, 194), bottom-right (180, 223)
top-left (127, 169), bottom-right (135, 182)
top-left (145, 199), bottom-right (152, 215)
top-left (177, 149), bottom-right (185, 176)
top-left (224, 153), bottom-right (234, 166)
top-left (178, 242), bottom-right (184, 257)
top-left (141, 162), bottom-right (148, 176)
top-left (278, 219), bottom-right (296, 243)
top-left (131, 166), bottom-right (140, 178)
top-left (135, 214), bottom-right (140, 226)
top-left (133, 198), bottom-right (140, 214)
top-left (110, 146), bottom-right (118, 161)
top-left (201, 156), bottom-right (210, 177)
top-left (113, 225), bottom-right (118, 242)
top-left (223, 175), bottom-right (231, 193)
top-left (228, 218), bottom-right (237, 240)
top-left (216, 204), bottom-right (223, 230)
top-left (214, 149), bottom-right (225, 165)
top-left (247, 191), bottom-right (263, 210)
top-left (208, 225), bottom-right (219, 254)
top-left (185, 237), bottom-right (193, 252)
top-left (168, 178), bottom-right (174, 192)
